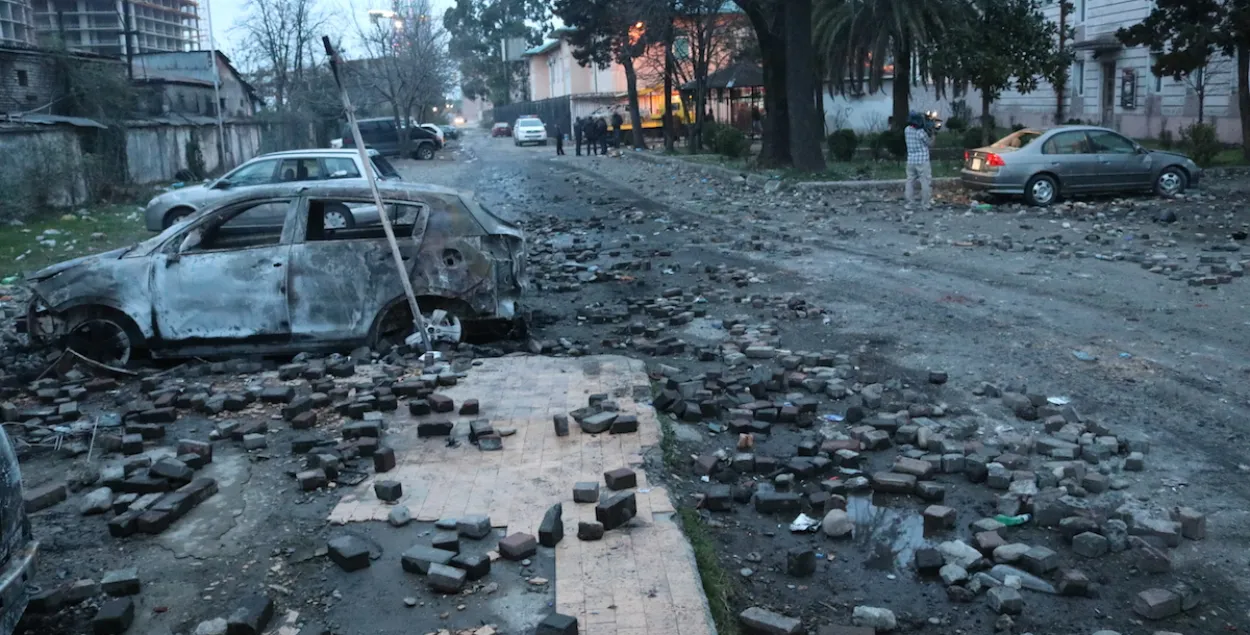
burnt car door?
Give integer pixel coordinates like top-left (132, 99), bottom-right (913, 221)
top-left (150, 197), bottom-right (297, 343)
top-left (286, 196), bottom-right (429, 342)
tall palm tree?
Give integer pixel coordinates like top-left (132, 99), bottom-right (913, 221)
top-left (814, 0), bottom-right (962, 131)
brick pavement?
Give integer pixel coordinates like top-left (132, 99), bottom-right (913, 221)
top-left (327, 355), bottom-right (715, 635)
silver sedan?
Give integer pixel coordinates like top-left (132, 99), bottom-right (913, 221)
top-left (961, 125), bottom-right (1201, 206)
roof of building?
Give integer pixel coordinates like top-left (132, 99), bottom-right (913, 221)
top-left (130, 51), bottom-right (262, 105)
top-left (0, 113), bottom-right (106, 128)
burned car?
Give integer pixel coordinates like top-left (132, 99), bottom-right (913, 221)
top-left (26, 180), bottom-right (526, 363)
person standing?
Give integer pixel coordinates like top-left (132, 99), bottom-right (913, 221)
top-left (611, 111), bottom-right (624, 148)
top-left (554, 122), bottom-right (565, 155)
top-left (904, 111), bottom-right (933, 209)
top-left (750, 105), bottom-right (762, 139)
top-left (573, 117), bottom-right (584, 156)
top-left (597, 117), bottom-right (609, 155)
top-left (586, 117), bottom-right (598, 155)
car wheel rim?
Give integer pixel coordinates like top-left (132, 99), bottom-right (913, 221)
top-left (1032, 180), bottom-right (1054, 204)
top-left (67, 318), bottom-right (132, 367)
top-left (1159, 171), bottom-right (1182, 194)
top-left (325, 211), bottom-right (349, 230)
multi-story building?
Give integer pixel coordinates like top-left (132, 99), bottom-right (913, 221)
top-left (33, 0), bottom-right (200, 57)
top-left (0, 0), bottom-right (35, 46)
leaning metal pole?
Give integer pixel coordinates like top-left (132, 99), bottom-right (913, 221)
top-left (322, 36), bottom-right (435, 357)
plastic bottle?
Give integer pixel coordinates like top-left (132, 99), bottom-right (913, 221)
top-left (994, 513), bottom-right (1031, 526)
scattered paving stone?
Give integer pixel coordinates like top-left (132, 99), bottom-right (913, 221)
top-left (577, 521), bottom-right (605, 541)
top-left (821, 509), bottom-right (852, 537)
top-left (1020, 546), bottom-right (1059, 574)
top-left (553, 414), bottom-right (570, 436)
top-left (1171, 507), bottom-right (1206, 540)
top-left (573, 481), bottom-right (600, 503)
top-left (80, 487), bottom-right (114, 515)
top-left (459, 399), bottom-right (480, 415)
top-left (871, 471), bottom-right (916, 494)
top-left (432, 532), bottom-right (460, 553)
top-left (25, 482), bottom-right (68, 512)
top-left (373, 447), bottom-right (396, 473)
top-left (603, 467), bottom-right (637, 490)
top-left (374, 480), bottom-right (402, 502)
top-left (427, 562), bottom-right (467, 593)
top-left (427, 394), bottom-right (455, 413)
top-left (450, 553), bottom-right (491, 580)
top-left (92, 597), bottom-right (135, 635)
top-left (987, 586), bottom-right (1024, 615)
top-left (851, 606), bottom-right (896, 631)
top-left (1057, 569), bottom-right (1091, 597)
top-left (309, 531), bottom-right (368, 572)
top-left (498, 532), bottom-right (537, 560)
top-left (227, 595), bottom-right (274, 635)
top-left (595, 491), bottom-right (637, 530)
top-left (400, 545), bottom-right (456, 574)
top-left (100, 568), bottom-right (140, 596)
top-left (940, 564), bottom-right (968, 586)
top-left (922, 505), bottom-right (956, 532)
top-left (1072, 532), bottom-right (1109, 558)
top-left (1134, 588), bottom-right (1182, 620)
top-left (457, 514), bottom-right (492, 539)
top-left (242, 433), bottom-right (267, 450)
top-left (786, 547), bottom-right (816, 577)
top-left (580, 411), bottom-right (617, 434)
top-left (535, 612), bottom-right (579, 635)
top-left (739, 606), bottom-right (801, 635)
top-left (539, 503), bottom-right (564, 547)
top-left (388, 506), bottom-right (412, 527)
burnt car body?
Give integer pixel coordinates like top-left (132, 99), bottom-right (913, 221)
top-left (0, 427), bottom-right (37, 634)
top-left (26, 180), bottom-right (526, 362)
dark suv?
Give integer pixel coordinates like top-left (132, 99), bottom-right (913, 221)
top-left (342, 118), bottom-right (442, 160)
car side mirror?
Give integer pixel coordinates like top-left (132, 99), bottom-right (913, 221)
top-left (211, 179), bottom-right (232, 190)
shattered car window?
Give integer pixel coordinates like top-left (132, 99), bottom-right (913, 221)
top-left (370, 155), bottom-right (400, 179)
top-left (188, 199), bottom-right (291, 251)
top-left (305, 199), bottom-right (426, 242)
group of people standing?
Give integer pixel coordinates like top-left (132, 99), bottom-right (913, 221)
top-left (552, 112), bottom-right (626, 156)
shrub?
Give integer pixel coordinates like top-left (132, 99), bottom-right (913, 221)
top-left (1011, 123), bottom-right (1026, 132)
top-left (701, 121), bottom-right (724, 152)
top-left (1180, 122), bottom-right (1220, 167)
top-left (872, 129), bottom-right (906, 160)
top-left (963, 128), bottom-right (990, 149)
top-left (713, 125), bottom-right (749, 158)
top-left (945, 116), bottom-right (968, 132)
top-left (827, 129), bottom-right (859, 161)
top-left (185, 137), bottom-right (206, 180)
top-left (1064, 118), bottom-right (1083, 125)
top-left (1158, 129), bottom-right (1175, 150)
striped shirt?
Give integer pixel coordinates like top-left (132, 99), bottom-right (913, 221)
top-left (905, 126), bottom-right (931, 164)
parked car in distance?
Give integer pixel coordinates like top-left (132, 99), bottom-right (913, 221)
top-left (962, 125), bottom-right (1201, 206)
top-left (143, 149), bottom-right (402, 231)
top-left (513, 117), bottom-right (547, 146)
top-left (441, 125), bottom-right (461, 141)
top-left (419, 123), bottom-right (445, 146)
top-left (340, 117), bottom-right (442, 160)
top-left (0, 426), bottom-right (38, 635)
top-left (28, 180), bottom-right (527, 364)
top-left (491, 122), bottom-right (511, 137)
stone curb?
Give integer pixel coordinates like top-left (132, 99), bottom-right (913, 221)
top-left (622, 149), bottom-right (963, 192)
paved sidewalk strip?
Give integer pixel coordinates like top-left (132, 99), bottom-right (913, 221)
top-left (328, 355), bottom-right (715, 635)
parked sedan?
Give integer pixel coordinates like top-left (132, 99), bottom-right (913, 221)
top-left (491, 122), bottom-right (511, 137)
top-left (27, 180), bottom-right (527, 364)
top-left (961, 125), bottom-right (1201, 206)
top-left (143, 149), bottom-right (401, 231)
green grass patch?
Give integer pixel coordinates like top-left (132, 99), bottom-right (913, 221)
top-left (677, 506), bottom-right (742, 635)
top-left (789, 159), bottom-right (964, 182)
top-left (0, 204), bottom-right (151, 280)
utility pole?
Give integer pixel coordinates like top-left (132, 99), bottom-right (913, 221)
top-left (205, 0), bottom-right (228, 168)
top-left (121, 0), bottom-right (133, 79)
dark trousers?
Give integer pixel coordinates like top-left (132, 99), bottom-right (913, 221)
top-left (600, 136), bottom-right (608, 154)
top-left (574, 135), bottom-right (582, 155)
top-left (556, 137), bottom-right (565, 155)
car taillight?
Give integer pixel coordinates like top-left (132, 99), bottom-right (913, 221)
top-left (986, 153), bottom-right (1005, 167)
top-left (964, 151), bottom-right (970, 161)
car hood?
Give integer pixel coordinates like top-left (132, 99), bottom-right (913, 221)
top-left (27, 247), bottom-right (130, 283)
top-left (516, 125), bottom-right (545, 131)
top-left (152, 183), bottom-right (217, 208)
top-left (1149, 149), bottom-right (1192, 162)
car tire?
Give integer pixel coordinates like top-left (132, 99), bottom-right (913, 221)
top-left (1024, 174), bottom-right (1059, 207)
top-left (1154, 167), bottom-right (1188, 197)
top-left (163, 207), bottom-right (195, 228)
top-left (323, 204), bottom-right (355, 230)
top-left (416, 145), bottom-right (435, 161)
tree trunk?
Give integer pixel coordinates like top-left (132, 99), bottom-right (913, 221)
top-left (391, 104), bottom-right (410, 157)
top-left (739, 0), bottom-right (791, 167)
top-left (783, 0), bottom-right (825, 171)
top-left (624, 57), bottom-right (646, 150)
top-left (664, 24), bottom-right (676, 153)
top-left (891, 42), bottom-right (911, 131)
top-left (980, 89), bottom-right (993, 146)
top-left (1240, 45), bottom-right (1250, 160)
top-left (1198, 87), bottom-right (1205, 124)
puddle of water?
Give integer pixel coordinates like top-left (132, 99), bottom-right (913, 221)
top-left (846, 494), bottom-right (929, 571)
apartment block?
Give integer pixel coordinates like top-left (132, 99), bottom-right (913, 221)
top-left (1, 0), bottom-right (35, 46)
top-left (34, 0), bottom-right (199, 56)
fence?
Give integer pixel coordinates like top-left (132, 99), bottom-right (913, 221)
top-left (125, 120), bottom-right (263, 184)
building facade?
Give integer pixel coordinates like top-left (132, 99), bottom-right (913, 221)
top-left (825, 0), bottom-right (1242, 143)
top-left (34, 0), bottom-right (200, 56)
top-left (1, 0), bottom-right (34, 46)
top-left (130, 50), bottom-right (258, 119)
top-left (0, 43), bottom-right (122, 113)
